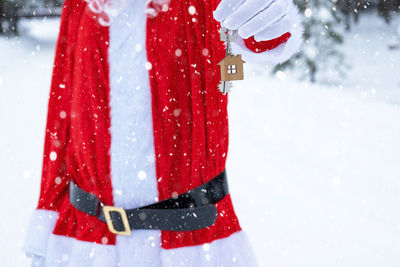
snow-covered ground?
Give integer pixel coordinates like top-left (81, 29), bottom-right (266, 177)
top-left (0, 15), bottom-right (399, 267)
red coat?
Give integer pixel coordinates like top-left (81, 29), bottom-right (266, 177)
top-left (24, 0), bottom-right (302, 265)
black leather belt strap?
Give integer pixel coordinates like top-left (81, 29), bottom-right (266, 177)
top-left (69, 170), bottom-right (228, 235)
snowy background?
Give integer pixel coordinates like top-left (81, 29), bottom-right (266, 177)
top-left (1, 13), bottom-right (400, 267)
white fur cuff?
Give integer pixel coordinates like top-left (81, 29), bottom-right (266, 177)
top-left (23, 209), bottom-right (58, 258)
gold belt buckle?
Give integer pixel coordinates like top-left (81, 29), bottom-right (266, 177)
top-left (103, 206), bottom-right (131, 236)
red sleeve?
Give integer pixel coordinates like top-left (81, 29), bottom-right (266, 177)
top-left (37, 0), bottom-right (86, 211)
top-left (243, 32), bottom-right (292, 53)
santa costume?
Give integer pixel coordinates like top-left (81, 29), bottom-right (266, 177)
top-left (23, 0), bottom-right (302, 266)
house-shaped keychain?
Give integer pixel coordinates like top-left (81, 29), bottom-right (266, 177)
top-left (218, 54), bottom-right (245, 82)
top-left (217, 28), bottom-right (245, 94)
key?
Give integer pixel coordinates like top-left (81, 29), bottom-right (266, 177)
top-left (218, 81), bottom-right (233, 95)
top-left (217, 27), bottom-right (245, 95)
top-left (220, 27), bottom-right (238, 43)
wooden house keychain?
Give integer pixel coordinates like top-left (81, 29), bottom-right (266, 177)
top-left (217, 27), bottom-right (246, 95)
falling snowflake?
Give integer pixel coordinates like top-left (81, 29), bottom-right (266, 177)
top-left (49, 151), bottom-right (57, 161)
top-left (55, 177), bottom-right (62, 185)
top-left (188, 5), bottom-right (196, 15)
top-left (138, 170), bottom-right (147, 180)
top-left (59, 111), bottom-right (67, 119)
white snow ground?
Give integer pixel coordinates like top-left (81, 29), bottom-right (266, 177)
top-left (0, 15), bottom-right (399, 267)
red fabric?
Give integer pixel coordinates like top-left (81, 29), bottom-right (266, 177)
top-left (147, 0), bottom-right (241, 249)
top-left (36, 0), bottom-right (83, 213)
top-left (244, 32), bottom-right (292, 53)
top-left (42, 1), bottom-right (116, 245)
top-left (147, 0), bottom-right (240, 248)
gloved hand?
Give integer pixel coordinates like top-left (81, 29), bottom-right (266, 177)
top-left (213, 0), bottom-right (293, 42)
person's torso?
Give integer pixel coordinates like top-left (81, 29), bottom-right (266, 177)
top-left (52, 0), bottom-right (241, 249)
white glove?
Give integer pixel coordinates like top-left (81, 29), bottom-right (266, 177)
top-left (213, 0), bottom-right (293, 42)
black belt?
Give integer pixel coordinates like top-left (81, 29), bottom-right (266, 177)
top-left (69, 170), bottom-right (228, 236)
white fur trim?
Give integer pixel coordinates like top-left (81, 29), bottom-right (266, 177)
top-left (27, 230), bottom-right (256, 267)
top-left (108, 0), bottom-right (165, 265)
top-left (108, 0), bottom-right (159, 210)
top-left (44, 233), bottom-right (117, 266)
top-left (23, 209), bottom-right (58, 258)
top-left (161, 231), bottom-right (258, 267)
top-left (231, 3), bottom-right (303, 64)
top-left (83, 0), bottom-right (170, 26)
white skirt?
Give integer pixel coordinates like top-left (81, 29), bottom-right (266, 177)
top-left (24, 209), bottom-right (258, 267)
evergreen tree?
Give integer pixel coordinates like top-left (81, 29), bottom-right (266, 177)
top-left (274, 0), bottom-right (347, 83)
top-left (378, 0), bottom-right (400, 23)
top-left (0, 0), bottom-right (63, 35)
top-left (0, 0), bottom-right (22, 35)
